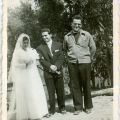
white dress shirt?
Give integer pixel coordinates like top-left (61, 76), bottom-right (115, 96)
top-left (46, 40), bottom-right (53, 56)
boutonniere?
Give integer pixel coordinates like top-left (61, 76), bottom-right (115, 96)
top-left (55, 49), bottom-right (60, 52)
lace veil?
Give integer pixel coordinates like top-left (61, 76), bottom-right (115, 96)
top-left (8, 33), bottom-right (31, 111)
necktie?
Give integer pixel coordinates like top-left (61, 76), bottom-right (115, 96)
top-left (48, 43), bottom-right (53, 56)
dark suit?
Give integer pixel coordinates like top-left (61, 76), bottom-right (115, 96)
top-left (36, 41), bottom-right (65, 113)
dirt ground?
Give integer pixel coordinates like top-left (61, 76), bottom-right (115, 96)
top-left (42, 96), bottom-right (113, 120)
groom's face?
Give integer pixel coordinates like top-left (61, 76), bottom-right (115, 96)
top-left (42, 31), bottom-right (52, 43)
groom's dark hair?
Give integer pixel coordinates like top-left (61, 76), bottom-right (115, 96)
top-left (41, 28), bottom-right (51, 34)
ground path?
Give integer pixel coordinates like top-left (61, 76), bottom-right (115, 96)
top-left (43, 96), bottom-right (113, 120)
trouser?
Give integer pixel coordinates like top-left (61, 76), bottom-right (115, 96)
top-left (68, 62), bottom-right (93, 110)
top-left (45, 74), bottom-right (65, 113)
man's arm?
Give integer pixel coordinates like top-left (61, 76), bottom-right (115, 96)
top-left (36, 46), bottom-right (60, 73)
top-left (55, 43), bottom-right (65, 70)
top-left (36, 47), bottom-right (51, 70)
top-left (89, 34), bottom-right (96, 61)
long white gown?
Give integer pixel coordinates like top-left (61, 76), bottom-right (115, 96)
top-left (8, 48), bottom-right (48, 120)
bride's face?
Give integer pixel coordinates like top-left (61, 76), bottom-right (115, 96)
top-left (22, 39), bottom-right (29, 50)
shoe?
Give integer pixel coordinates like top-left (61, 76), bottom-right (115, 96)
top-left (43, 113), bottom-right (52, 118)
top-left (85, 108), bottom-right (92, 114)
top-left (49, 110), bottom-right (55, 115)
top-left (73, 110), bottom-right (82, 115)
top-left (60, 109), bottom-right (66, 114)
top-left (49, 112), bottom-right (55, 116)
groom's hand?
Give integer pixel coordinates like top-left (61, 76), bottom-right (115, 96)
top-left (50, 65), bottom-right (57, 72)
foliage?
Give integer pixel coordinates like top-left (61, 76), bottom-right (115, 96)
top-left (7, 0), bottom-right (113, 87)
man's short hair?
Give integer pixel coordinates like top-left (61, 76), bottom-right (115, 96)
top-left (41, 28), bottom-right (50, 34)
top-left (72, 15), bottom-right (82, 22)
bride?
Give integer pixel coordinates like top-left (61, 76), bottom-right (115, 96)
top-left (8, 33), bottom-right (49, 120)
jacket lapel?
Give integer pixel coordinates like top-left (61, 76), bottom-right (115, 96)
top-left (51, 41), bottom-right (56, 54)
top-left (43, 43), bottom-right (53, 59)
top-left (70, 31), bottom-right (76, 43)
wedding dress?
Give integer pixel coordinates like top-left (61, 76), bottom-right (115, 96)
top-left (8, 33), bottom-right (48, 120)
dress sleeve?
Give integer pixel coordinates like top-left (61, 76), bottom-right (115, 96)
top-left (12, 50), bottom-right (27, 69)
top-left (32, 49), bottom-right (40, 60)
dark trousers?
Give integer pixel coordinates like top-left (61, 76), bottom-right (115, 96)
top-left (45, 74), bottom-right (65, 113)
top-left (68, 63), bottom-right (93, 110)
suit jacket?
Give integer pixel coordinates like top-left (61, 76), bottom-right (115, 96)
top-left (36, 41), bottom-right (64, 79)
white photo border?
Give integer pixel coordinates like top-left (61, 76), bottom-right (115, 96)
top-left (1, 0), bottom-right (120, 119)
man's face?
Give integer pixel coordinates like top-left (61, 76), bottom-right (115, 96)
top-left (42, 32), bottom-right (51, 43)
top-left (71, 19), bottom-right (82, 32)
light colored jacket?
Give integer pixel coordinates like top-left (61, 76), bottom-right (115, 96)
top-left (63, 30), bottom-right (96, 63)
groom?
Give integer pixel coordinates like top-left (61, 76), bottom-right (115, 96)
top-left (36, 28), bottom-right (66, 115)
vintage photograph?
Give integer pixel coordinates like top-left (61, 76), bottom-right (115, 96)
top-left (7, 0), bottom-right (113, 120)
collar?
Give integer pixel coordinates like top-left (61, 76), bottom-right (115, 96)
top-left (67, 29), bottom-right (85, 36)
top-left (46, 39), bottom-right (52, 46)
top-left (72, 29), bottom-right (84, 34)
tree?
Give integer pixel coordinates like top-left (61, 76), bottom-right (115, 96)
top-left (7, 0), bottom-right (113, 88)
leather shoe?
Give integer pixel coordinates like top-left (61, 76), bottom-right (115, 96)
top-left (73, 110), bottom-right (82, 115)
top-left (85, 108), bottom-right (92, 114)
top-left (43, 113), bottom-right (52, 118)
top-left (60, 109), bottom-right (66, 114)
